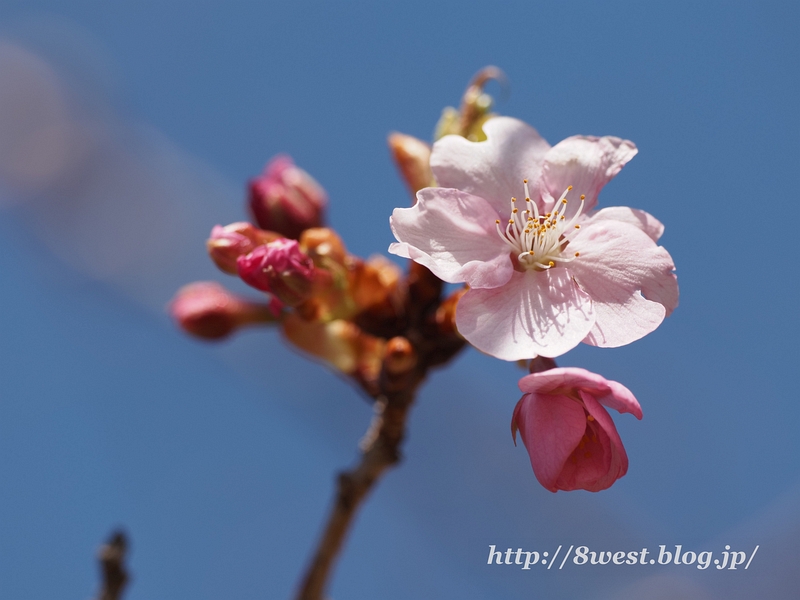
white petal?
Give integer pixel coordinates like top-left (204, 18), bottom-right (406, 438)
top-left (567, 219), bottom-right (678, 347)
top-left (389, 188), bottom-right (513, 288)
top-left (587, 206), bottom-right (665, 242)
top-left (430, 116), bottom-right (551, 216)
top-left (455, 268), bottom-right (595, 360)
top-left (542, 136), bottom-right (637, 216)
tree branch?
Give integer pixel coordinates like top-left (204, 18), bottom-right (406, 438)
top-left (294, 376), bottom-right (420, 599)
top-left (96, 530), bottom-right (129, 600)
top-left (294, 265), bottom-right (463, 600)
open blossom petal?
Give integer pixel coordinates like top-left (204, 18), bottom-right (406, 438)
top-left (389, 188), bottom-right (513, 288)
top-left (430, 117), bottom-right (551, 215)
top-left (512, 367), bottom-right (641, 492)
top-left (567, 219), bottom-right (678, 347)
top-left (455, 269), bottom-right (595, 360)
top-left (541, 135), bottom-right (637, 215)
top-left (587, 206), bottom-right (665, 242)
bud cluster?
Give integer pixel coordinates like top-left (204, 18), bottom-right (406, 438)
top-left (171, 147), bottom-right (464, 395)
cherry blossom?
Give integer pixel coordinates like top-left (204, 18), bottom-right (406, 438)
top-left (389, 117), bottom-right (678, 359)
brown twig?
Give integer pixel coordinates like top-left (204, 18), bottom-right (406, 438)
top-left (294, 265), bottom-right (463, 600)
top-left (96, 530), bottom-right (129, 600)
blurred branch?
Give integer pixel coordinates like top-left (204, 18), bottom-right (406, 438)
top-left (96, 531), bottom-right (129, 600)
top-left (294, 266), bottom-right (464, 600)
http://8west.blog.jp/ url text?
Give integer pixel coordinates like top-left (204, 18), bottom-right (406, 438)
top-left (487, 544), bottom-right (759, 571)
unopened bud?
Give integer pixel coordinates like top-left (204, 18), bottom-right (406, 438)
top-left (281, 314), bottom-right (385, 390)
top-left (282, 313), bottom-right (360, 373)
top-left (248, 155), bottom-right (327, 239)
top-left (293, 228), bottom-right (357, 322)
top-left (237, 239), bottom-right (316, 306)
top-left (170, 281), bottom-right (278, 340)
top-left (207, 222), bottom-right (281, 274)
top-left (434, 66), bottom-right (506, 142)
top-left (383, 336), bottom-right (417, 374)
top-left (350, 255), bottom-right (402, 312)
top-left (388, 133), bottom-right (434, 198)
top-left (298, 227), bottom-right (347, 268)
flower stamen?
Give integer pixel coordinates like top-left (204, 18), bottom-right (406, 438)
top-left (494, 182), bottom-right (585, 271)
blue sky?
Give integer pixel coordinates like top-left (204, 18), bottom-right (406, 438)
top-left (0, 1), bottom-right (798, 598)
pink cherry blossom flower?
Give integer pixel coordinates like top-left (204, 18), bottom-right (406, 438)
top-left (511, 367), bottom-right (642, 492)
top-left (389, 117), bottom-right (678, 360)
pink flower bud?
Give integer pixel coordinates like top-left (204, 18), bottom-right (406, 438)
top-left (511, 368), bottom-right (642, 493)
top-left (207, 222), bottom-right (281, 274)
top-left (170, 281), bottom-right (278, 340)
top-left (237, 239), bottom-right (316, 306)
top-left (248, 155), bottom-right (327, 239)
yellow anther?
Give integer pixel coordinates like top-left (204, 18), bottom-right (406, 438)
top-left (525, 197), bottom-right (531, 202)
top-left (587, 414), bottom-right (594, 422)
top-left (567, 185), bottom-right (573, 191)
top-left (574, 224), bottom-right (581, 229)
top-left (523, 179), bottom-right (528, 183)
top-left (528, 250), bottom-right (534, 255)
top-left (548, 260), bottom-right (555, 267)
top-left (512, 208), bottom-right (518, 213)
top-left (560, 215), bottom-right (565, 220)
top-left (495, 219), bottom-right (500, 224)
top-left (562, 199), bottom-right (568, 204)
top-left (509, 219), bottom-right (514, 224)
top-left (580, 194), bottom-right (585, 200)
top-left (511, 197), bottom-right (517, 202)
top-left (574, 252), bottom-right (580, 257)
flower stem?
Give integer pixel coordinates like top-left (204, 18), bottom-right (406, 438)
top-left (294, 264), bottom-right (464, 600)
top-left (294, 379), bottom-right (421, 600)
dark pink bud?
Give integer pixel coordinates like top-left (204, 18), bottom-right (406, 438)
top-left (170, 281), bottom-right (279, 340)
top-left (207, 222), bottom-right (281, 274)
top-left (248, 155), bottom-right (327, 239)
top-left (237, 239), bottom-right (316, 306)
top-left (511, 368), bottom-right (642, 493)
